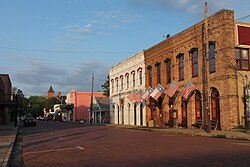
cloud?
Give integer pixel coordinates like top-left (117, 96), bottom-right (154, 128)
top-left (92, 10), bottom-right (133, 24)
top-left (57, 61), bottom-right (108, 93)
top-left (61, 9), bottom-right (135, 42)
top-left (63, 23), bottom-right (93, 39)
top-left (12, 58), bottom-right (108, 97)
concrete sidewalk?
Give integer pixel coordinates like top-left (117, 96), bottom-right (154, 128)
top-left (107, 124), bottom-right (250, 141)
top-left (0, 123), bottom-right (18, 167)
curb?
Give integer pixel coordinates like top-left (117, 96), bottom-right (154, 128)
top-left (1, 126), bottom-right (19, 167)
top-left (106, 124), bottom-right (250, 141)
top-left (8, 126), bottom-right (24, 167)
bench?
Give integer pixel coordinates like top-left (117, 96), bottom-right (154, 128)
top-left (165, 120), bottom-right (173, 128)
top-left (191, 120), bottom-right (202, 129)
top-left (211, 120), bottom-right (218, 130)
top-left (178, 120), bottom-right (187, 128)
top-left (203, 120), bottom-right (219, 130)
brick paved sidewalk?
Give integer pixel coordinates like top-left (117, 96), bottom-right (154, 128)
top-left (0, 123), bottom-right (18, 167)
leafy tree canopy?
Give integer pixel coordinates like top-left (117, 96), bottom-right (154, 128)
top-left (102, 75), bottom-right (110, 97)
top-left (12, 87), bottom-right (29, 116)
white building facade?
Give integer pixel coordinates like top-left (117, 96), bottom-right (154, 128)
top-left (109, 50), bottom-right (146, 126)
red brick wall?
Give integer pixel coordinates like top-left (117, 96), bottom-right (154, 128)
top-left (144, 10), bottom-right (238, 130)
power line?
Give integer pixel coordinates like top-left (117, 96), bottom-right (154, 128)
top-left (235, 14), bottom-right (250, 21)
top-left (0, 46), bottom-right (137, 54)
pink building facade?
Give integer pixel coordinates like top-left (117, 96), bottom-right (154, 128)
top-left (66, 90), bottom-right (105, 121)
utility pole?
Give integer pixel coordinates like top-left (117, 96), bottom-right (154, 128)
top-left (245, 75), bottom-right (250, 128)
top-left (90, 73), bottom-right (94, 124)
top-left (203, 1), bottom-right (211, 133)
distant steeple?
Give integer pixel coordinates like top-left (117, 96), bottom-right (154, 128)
top-left (48, 86), bottom-right (54, 92)
top-left (47, 85), bottom-right (55, 98)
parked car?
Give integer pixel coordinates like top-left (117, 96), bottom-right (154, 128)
top-left (36, 116), bottom-right (45, 121)
top-left (23, 117), bottom-right (36, 127)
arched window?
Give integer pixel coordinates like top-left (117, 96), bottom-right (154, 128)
top-left (177, 53), bottom-right (184, 81)
top-left (181, 98), bottom-right (187, 128)
top-left (117, 105), bottom-right (120, 124)
top-left (115, 77), bottom-right (119, 92)
top-left (134, 103), bottom-right (137, 125)
top-left (190, 48), bottom-right (198, 77)
top-left (147, 66), bottom-right (152, 87)
top-left (131, 71), bottom-right (135, 87)
top-left (112, 105), bottom-right (115, 123)
top-left (127, 103), bottom-right (130, 125)
top-left (111, 79), bottom-right (114, 93)
top-left (211, 88), bottom-right (220, 120)
top-left (209, 41), bottom-right (216, 73)
top-left (120, 75), bottom-right (123, 91)
top-left (140, 103), bottom-right (143, 126)
top-left (195, 91), bottom-right (202, 120)
top-left (155, 62), bottom-right (161, 84)
top-left (125, 73), bottom-right (129, 89)
top-left (137, 68), bottom-right (142, 86)
top-left (164, 58), bottom-right (171, 84)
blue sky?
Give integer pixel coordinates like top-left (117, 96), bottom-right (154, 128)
top-left (0, 0), bottom-right (250, 97)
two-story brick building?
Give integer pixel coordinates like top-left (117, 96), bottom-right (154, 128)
top-left (65, 90), bottom-right (105, 122)
top-left (144, 9), bottom-right (250, 131)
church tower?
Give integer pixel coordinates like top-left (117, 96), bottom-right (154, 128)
top-left (47, 86), bottom-right (55, 98)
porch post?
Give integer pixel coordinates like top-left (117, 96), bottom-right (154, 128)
top-left (100, 110), bottom-right (102, 123)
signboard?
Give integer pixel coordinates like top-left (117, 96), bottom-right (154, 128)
top-left (235, 23), bottom-right (250, 48)
top-left (238, 26), bottom-right (250, 45)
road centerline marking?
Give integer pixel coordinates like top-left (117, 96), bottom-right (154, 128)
top-left (23, 147), bottom-right (78, 155)
top-left (76, 146), bottom-right (85, 150)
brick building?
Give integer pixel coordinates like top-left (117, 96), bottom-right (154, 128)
top-left (66, 90), bottom-right (105, 121)
top-left (0, 74), bottom-right (15, 125)
top-left (144, 9), bottom-right (250, 131)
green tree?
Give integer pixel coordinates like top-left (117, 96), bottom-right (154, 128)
top-left (102, 75), bottom-right (110, 97)
top-left (12, 87), bottom-right (29, 116)
top-left (27, 96), bottom-right (47, 117)
top-left (44, 97), bottom-right (61, 109)
top-left (27, 96), bottom-right (62, 117)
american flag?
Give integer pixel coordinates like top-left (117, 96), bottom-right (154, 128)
top-left (127, 90), bottom-right (136, 102)
top-left (166, 80), bottom-right (179, 97)
top-left (179, 81), bottom-right (195, 100)
top-left (150, 84), bottom-right (165, 100)
top-left (135, 90), bottom-right (143, 103)
top-left (142, 86), bottom-right (153, 102)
